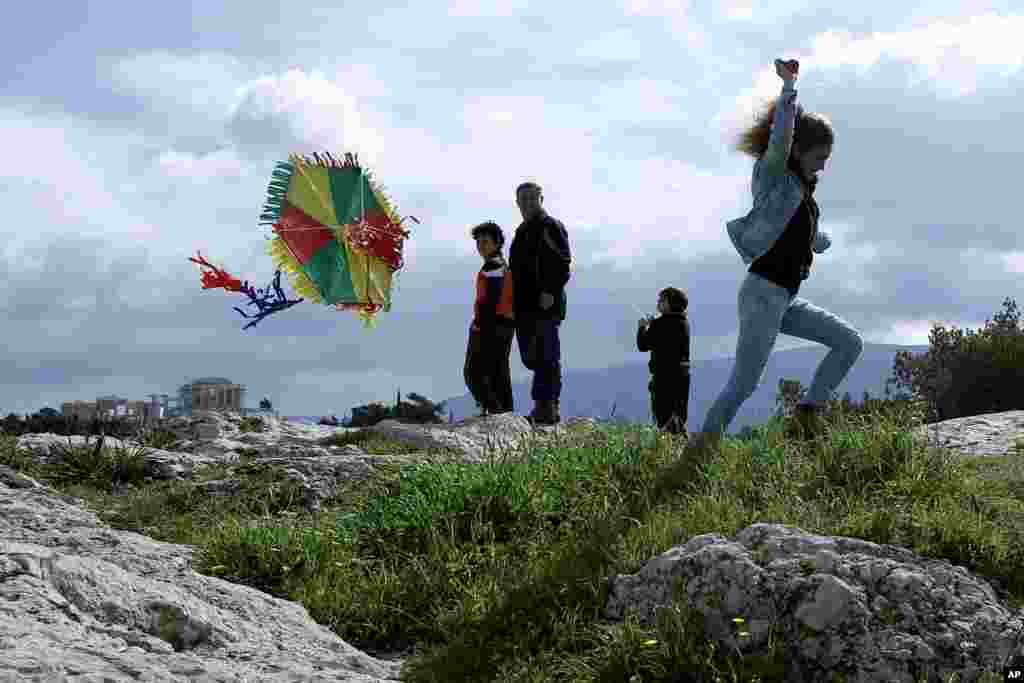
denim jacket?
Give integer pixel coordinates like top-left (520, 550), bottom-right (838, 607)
top-left (727, 82), bottom-right (832, 266)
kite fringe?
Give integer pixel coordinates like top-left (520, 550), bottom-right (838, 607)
top-left (288, 151), bottom-right (363, 170)
top-left (266, 238), bottom-right (324, 304)
top-left (259, 162), bottom-right (295, 226)
top-left (363, 172), bottom-right (400, 227)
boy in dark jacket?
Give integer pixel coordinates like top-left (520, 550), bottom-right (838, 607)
top-left (464, 221), bottom-right (516, 417)
top-left (637, 287), bottom-right (691, 435)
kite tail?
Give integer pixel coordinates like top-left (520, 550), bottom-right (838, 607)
top-left (188, 251), bottom-right (245, 291)
top-left (258, 162), bottom-right (295, 227)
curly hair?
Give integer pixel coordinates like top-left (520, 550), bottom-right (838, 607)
top-left (659, 287), bottom-right (688, 314)
top-left (471, 221), bottom-right (505, 250)
top-left (735, 98), bottom-right (834, 159)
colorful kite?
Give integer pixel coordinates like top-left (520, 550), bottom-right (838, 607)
top-left (190, 151), bottom-right (417, 330)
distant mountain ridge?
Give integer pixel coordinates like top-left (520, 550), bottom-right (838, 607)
top-left (442, 343), bottom-right (930, 435)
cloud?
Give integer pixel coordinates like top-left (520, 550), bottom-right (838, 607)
top-left (4, 4), bottom-right (1022, 418)
top-left (446, 0), bottom-right (532, 16)
top-left (227, 69), bottom-right (380, 161)
top-left (107, 51), bottom-right (254, 121)
top-left (721, 3), bottom-right (753, 21)
top-left (808, 12), bottom-right (1024, 98)
top-left (1002, 252), bottom-right (1024, 274)
top-left (620, 0), bottom-right (692, 15)
top-left (156, 147), bottom-right (245, 180)
top-left (0, 110), bottom-right (160, 244)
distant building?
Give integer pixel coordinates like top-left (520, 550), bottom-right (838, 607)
top-left (58, 378), bottom-right (247, 425)
top-left (61, 400), bottom-right (99, 422)
top-left (61, 396), bottom-right (159, 425)
top-left (177, 377), bottom-right (246, 416)
top-left (152, 393), bottom-right (184, 419)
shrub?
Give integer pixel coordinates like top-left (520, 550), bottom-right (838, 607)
top-left (239, 416), bottom-right (266, 433)
top-left (45, 436), bottom-right (150, 492)
top-left (347, 392), bottom-right (448, 427)
top-left (888, 298), bottom-right (1024, 422)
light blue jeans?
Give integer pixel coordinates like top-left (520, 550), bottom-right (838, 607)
top-left (701, 271), bottom-right (864, 436)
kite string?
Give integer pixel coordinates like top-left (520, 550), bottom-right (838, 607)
top-left (273, 224), bottom-right (401, 234)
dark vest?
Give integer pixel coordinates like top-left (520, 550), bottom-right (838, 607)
top-left (748, 154), bottom-right (820, 296)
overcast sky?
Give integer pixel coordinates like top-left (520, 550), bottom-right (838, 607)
top-left (2, 2), bottom-right (1021, 417)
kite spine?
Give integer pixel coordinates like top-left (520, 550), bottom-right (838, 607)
top-left (258, 162), bottom-right (295, 226)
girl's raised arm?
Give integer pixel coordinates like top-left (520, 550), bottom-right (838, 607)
top-left (761, 59), bottom-right (800, 177)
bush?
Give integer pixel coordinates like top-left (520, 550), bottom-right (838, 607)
top-left (888, 297), bottom-right (1024, 422)
top-left (239, 416), bottom-right (266, 433)
top-left (45, 435), bottom-right (150, 492)
top-left (136, 427), bottom-right (182, 451)
top-left (347, 392), bottom-right (447, 428)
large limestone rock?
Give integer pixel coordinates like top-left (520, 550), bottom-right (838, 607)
top-left (912, 409), bottom-right (1024, 458)
top-left (366, 413), bottom-right (600, 463)
top-left (160, 411), bottom-right (359, 458)
top-left (0, 475), bottom-right (402, 682)
top-left (607, 523), bottom-right (1024, 682)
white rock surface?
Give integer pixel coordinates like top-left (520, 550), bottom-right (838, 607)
top-left (0, 476), bottom-right (402, 682)
top-left (912, 409), bottom-right (1024, 458)
top-left (607, 523), bottom-right (1024, 682)
top-left (366, 413), bottom-right (600, 463)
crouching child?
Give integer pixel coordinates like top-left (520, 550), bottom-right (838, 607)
top-left (637, 287), bottom-right (691, 435)
top-left (464, 221), bottom-right (516, 417)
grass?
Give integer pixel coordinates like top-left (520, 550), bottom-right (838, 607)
top-left (2, 404), bottom-right (1022, 682)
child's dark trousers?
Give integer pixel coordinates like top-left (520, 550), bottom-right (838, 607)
top-left (649, 366), bottom-right (690, 435)
top-left (464, 325), bottom-right (515, 414)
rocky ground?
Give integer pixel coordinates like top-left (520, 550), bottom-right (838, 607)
top-left (607, 522), bottom-right (1023, 682)
top-left (911, 411), bottom-right (1024, 458)
top-left (1, 474), bottom-right (404, 682)
top-left (2, 409), bottom-right (1023, 681)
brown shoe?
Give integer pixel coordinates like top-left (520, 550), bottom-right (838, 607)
top-left (787, 403), bottom-right (824, 440)
top-left (686, 431), bottom-right (721, 457)
top-left (653, 430), bottom-right (719, 502)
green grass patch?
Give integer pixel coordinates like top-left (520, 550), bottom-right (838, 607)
top-left (317, 427), bottom-right (462, 456)
top-left (239, 416), bottom-right (266, 433)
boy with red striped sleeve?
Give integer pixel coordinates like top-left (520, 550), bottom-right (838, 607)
top-left (464, 221), bottom-right (516, 417)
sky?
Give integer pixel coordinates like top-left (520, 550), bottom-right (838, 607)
top-left (2, 2), bottom-right (1022, 418)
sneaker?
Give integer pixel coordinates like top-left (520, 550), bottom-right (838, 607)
top-left (686, 431), bottom-right (721, 456)
top-left (787, 403), bottom-right (824, 440)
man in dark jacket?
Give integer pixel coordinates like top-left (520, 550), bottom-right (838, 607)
top-left (508, 181), bottom-right (571, 425)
